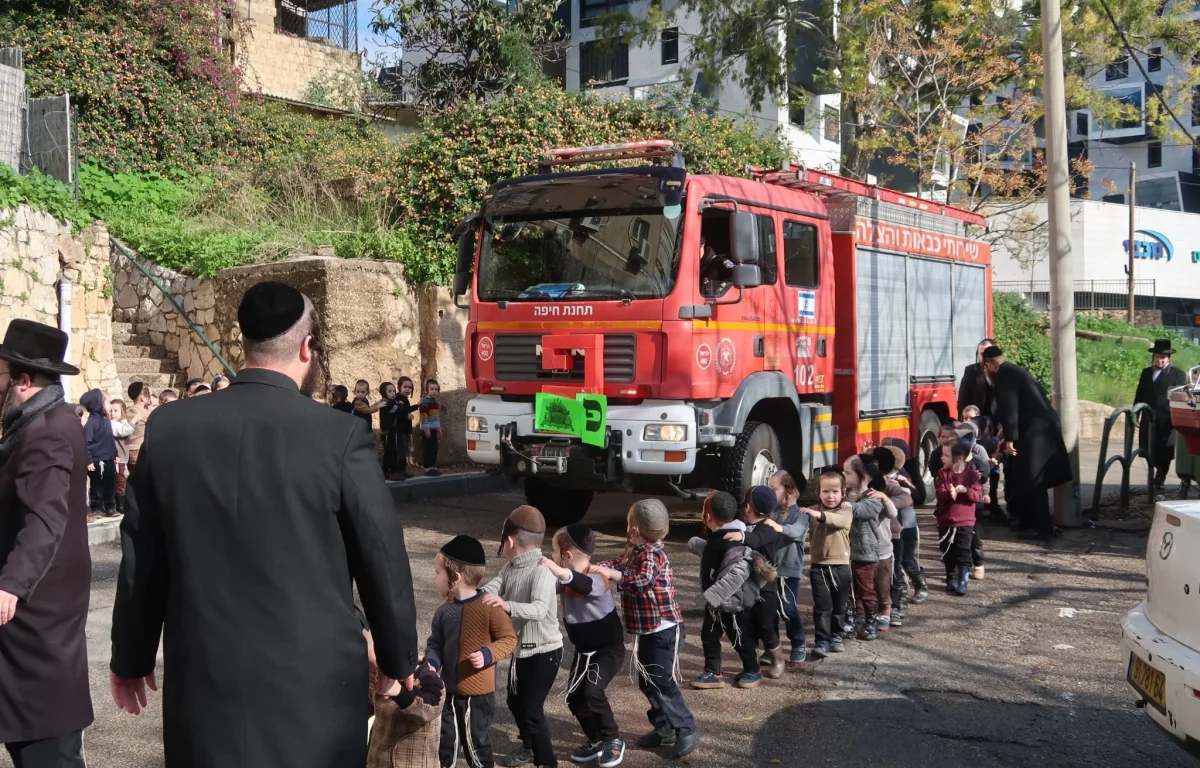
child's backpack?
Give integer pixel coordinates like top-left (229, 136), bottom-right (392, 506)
top-left (703, 544), bottom-right (778, 614)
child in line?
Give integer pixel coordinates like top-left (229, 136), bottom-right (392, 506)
top-left (928, 424), bottom-right (959, 476)
top-left (956, 422), bottom-right (991, 580)
top-left (396, 377), bottom-right (419, 479)
top-left (109, 398), bottom-right (134, 517)
top-left (935, 442), bottom-right (982, 596)
top-left (158, 388), bottom-right (177, 405)
top-left (540, 525), bottom-right (626, 768)
top-left (844, 454), bottom-right (893, 641)
top-left (726, 486), bottom-right (785, 678)
top-left (353, 379), bottom-right (374, 431)
top-left (367, 629), bottom-right (446, 768)
top-left (872, 447), bottom-right (913, 629)
top-left (480, 508), bottom-right (562, 768)
top-left (876, 446), bottom-right (927, 624)
top-left (758, 471), bottom-right (808, 664)
top-left (804, 470), bottom-right (854, 658)
top-left (330, 385), bottom-right (354, 414)
top-left (420, 379), bottom-right (443, 476)
top-left (428, 535), bottom-right (518, 768)
top-left (376, 381), bottom-right (405, 480)
top-left (81, 389), bottom-right (117, 518)
top-left (688, 491), bottom-right (758, 690)
top-left (593, 500), bottom-right (698, 760)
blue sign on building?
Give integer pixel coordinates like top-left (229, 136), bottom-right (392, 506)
top-left (1123, 230), bottom-right (1174, 262)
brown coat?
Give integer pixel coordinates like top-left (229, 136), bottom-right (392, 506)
top-left (808, 502), bottom-right (853, 566)
top-left (0, 401), bottom-right (93, 742)
top-left (368, 663), bottom-right (445, 768)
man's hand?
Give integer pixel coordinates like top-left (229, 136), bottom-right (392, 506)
top-left (110, 671), bottom-right (157, 715)
top-left (480, 593), bottom-right (511, 614)
top-left (376, 673), bottom-right (415, 698)
top-left (1003, 441), bottom-right (1018, 457)
top-left (468, 651), bottom-right (487, 670)
top-left (88, 463), bottom-right (95, 472)
top-left (763, 518), bottom-right (783, 533)
top-left (0, 590), bottom-right (17, 625)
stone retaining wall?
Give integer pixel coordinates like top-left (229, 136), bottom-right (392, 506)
top-left (0, 205), bottom-right (117, 396)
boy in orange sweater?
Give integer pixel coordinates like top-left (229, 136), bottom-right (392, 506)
top-left (427, 536), bottom-right (519, 768)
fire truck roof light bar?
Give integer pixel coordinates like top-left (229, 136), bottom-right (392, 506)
top-left (750, 164), bottom-right (987, 228)
top-left (539, 140), bottom-right (685, 172)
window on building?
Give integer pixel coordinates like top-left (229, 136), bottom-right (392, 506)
top-left (1193, 85), bottom-right (1200, 127)
top-left (783, 220), bottom-right (819, 287)
top-left (275, 0), bottom-right (358, 51)
top-left (788, 103), bottom-right (805, 127)
top-left (823, 106), bottom-right (840, 143)
top-left (757, 214), bottom-right (778, 285)
top-left (1107, 56), bottom-right (1129, 81)
top-left (1076, 111), bottom-right (1089, 136)
top-left (661, 27), bottom-right (679, 65)
top-left (1149, 47), bottom-right (1163, 72)
top-left (1149, 141), bottom-right (1163, 168)
top-left (579, 41), bottom-right (630, 86)
top-left (579, 0), bottom-right (628, 27)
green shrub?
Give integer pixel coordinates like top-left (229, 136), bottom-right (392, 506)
top-left (0, 165), bottom-right (89, 227)
top-left (992, 292), bottom-right (1052, 391)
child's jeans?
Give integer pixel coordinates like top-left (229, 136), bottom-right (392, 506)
top-left (701, 609), bottom-right (758, 675)
top-left (380, 431), bottom-right (401, 475)
top-left (851, 560), bottom-right (879, 619)
top-left (88, 460), bottom-right (116, 514)
top-left (938, 525), bottom-right (975, 574)
top-left (810, 563), bottom-right (851, 645)
top-left (971, 524), bottom-right (984, 567)
top-left (440, 692), bottom-right (495, 768)
top-left (397, 433), bottom-right (412, 477)
top-left (899, 527), bottom-right (921, 577)
top-left (422, 431), bottom-right (439, 469)
top-left (506, 648), bottom-right (561, 767)
top-left (874, 557), bottom-right (894, 617)
top-left (636, 625), bottom-right (696, 735)
top-left (566, 646), bottom-right (624, 744)
top-left (781, 576), bottom-right (806, 651)
top-left (747, 589), bottom-right (781, 650)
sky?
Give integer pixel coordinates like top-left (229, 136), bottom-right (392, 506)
top-left (357, 2), bottom-right (397, 69)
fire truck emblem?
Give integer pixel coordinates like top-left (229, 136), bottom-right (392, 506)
top-left (716, 338), bottom-right (737, 376)
top-left (478, 336), bottom-right (494, 362)
top-left (543, 400), bottom-right (575, 433)
top-left (797, 337), bottom-right (812, 358)
top-left (696, 343), bottom-right (712, 370)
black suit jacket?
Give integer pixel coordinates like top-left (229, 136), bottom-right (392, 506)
top-left (1134, 364), bottom-right (1187, 448)
top-left (993, 362), bottom-right (1072, 489)
top-left (111, 368), bottom-right (419, 768)
top-left (957, 362), bottom-right (994, 419)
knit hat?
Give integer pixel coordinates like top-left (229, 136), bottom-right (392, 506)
top-left (703, 490), bottom-right (739, 523)
top-left (631, 498), bottom-right (670, 533)
top-left (981, 345), bottom-right (1004, 360)
top-left (504, 505), bottom-right (546, 535)
top-left (563, 523), bottom-right (596, 555)
top-left (872, 446), bottom-right (897, 475)
top-left (440, 535), bottom-right (486, 567)
top-left (749, 485), bottom-right (776, 518)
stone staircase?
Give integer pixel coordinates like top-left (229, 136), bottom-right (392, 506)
top-left (113, 321), bottom-right (185, 394)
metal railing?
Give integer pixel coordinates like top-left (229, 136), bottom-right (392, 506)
top-left (994, 280), bottom-right (1157, 311)
top-left (1091, 403), bottom-right (1155, 520)
top-left (275, 0), bottom-right (358, 52)
top-left (110, 238), bottom-right (235, 377)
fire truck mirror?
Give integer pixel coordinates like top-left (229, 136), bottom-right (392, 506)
top-left (729, 210), bottom-right (760, 265)
top-left (453, 230), bottom-right (477, 297)
top-left (732, 264), bottom-right (762, 289)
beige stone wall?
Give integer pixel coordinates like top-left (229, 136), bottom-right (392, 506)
top-left (1077, 308), bottom-right (1165, 329)
top-left (0, 205), bottom-right (117, 396)
top-left (418, 286), bottom-right (469, 463)
top-left (240, 0), bottom-right (361, 106)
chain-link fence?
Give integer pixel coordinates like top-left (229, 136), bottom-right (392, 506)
top-left (0, 46), bottom-right (77, 193)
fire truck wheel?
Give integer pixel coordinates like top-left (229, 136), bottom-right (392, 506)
top-left (917, 410), bottom-right (944, 486)
top-left (524, 478), bottom-right (592, 526)
top-left (721, 421), bottom-right (782, 495)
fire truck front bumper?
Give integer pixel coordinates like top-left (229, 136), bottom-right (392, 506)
top-left (465, 396), bottom-right (697, 486)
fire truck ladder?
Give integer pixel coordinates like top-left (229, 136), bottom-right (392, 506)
top-left (538, 140), bottom-right (685, 173)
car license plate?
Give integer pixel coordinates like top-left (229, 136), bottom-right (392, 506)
top-left (1128, 654), bottom-right (1167, 713)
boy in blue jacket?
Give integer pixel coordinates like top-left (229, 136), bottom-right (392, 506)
top-left (80, 389), bottom-right (117, 517)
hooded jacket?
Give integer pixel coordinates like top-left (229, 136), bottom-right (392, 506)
top-left (80, 389), bottom-right (116, 463)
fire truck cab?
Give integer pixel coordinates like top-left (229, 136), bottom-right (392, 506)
top-left (455, 141), bottom-right (991, 525)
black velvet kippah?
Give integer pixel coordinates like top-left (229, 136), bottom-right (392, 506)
top-left (981, 345), bottom-right (1004, 360)
top-left (238, 281), bottom-right (305, 341)
top-left (440, 535), bottom-right (486, 567)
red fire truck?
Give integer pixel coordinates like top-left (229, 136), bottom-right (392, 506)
top-left (453, 141), bottom-right (991, 524)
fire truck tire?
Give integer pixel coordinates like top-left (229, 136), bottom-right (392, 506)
top-left (524, 478), bottom-right (592, 526)
top-left (721, 421), bottom-right (782, 495)
top-left (917, 410), bottom-right (944, 486)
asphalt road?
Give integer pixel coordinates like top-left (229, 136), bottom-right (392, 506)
top-left (6, 488), bottom-right (1193, 768)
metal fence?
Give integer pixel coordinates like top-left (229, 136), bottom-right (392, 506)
top-left (994, 280), bottom-right (1157, 311)
top-left (275, 0), bottom-right (358, 52)
top-left (0, 47), bottom-right (77, 191)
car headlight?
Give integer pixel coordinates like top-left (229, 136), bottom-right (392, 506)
top-left (466, 416), bottom-right (488, 433)
top-left (644, 424), bottom-right (687, 442)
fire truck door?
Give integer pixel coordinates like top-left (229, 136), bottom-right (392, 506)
top-left (780, 219), bottom-right (824, 395)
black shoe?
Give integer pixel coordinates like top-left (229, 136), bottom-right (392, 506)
top-left (598, 739), bottom-right (625, 768)
top-left (637, 728), bottom-right (676, 749)
top-left (500, 750), bottom-right (535, 767)
top-left (672, 729), bottom-right (699, 759)
top-left (571, 742), bottom-right (604, 763)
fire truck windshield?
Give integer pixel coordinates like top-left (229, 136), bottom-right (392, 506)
top-left (477, 210), bottom-right (682, 302)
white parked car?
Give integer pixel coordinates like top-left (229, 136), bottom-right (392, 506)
top-left (1121, 500), bottom-right (1200, 758)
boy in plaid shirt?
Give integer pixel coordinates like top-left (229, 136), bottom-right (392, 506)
top-left (593, 499), bottom-right (698, 760)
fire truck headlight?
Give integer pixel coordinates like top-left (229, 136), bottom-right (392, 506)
top-left (644, 424), bottom-right (687, 442)
top-left (466, 416), bottom-right (488, 433)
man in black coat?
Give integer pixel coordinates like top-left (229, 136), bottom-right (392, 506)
top-left (110, 281), bottom-right (420, 768)
top-left (957, 337), bottom-right (996, 419)
top-left (0, 320), bottom-right (93, 767)
top-left (1134, 339), bottom-right (1188, 490)
top-left (983, 346), bottom-right (1073, 542)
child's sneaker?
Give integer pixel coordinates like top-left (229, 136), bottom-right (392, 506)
top-left (829, 635), bottom-right (846, 653)
top-left (500, 749), bottom-right (534, 767)
top-left (811, 642), bottom-right (829, 659)
top-left (857, 620), bottom-right (877, 641)
top-left (636, 728), bottom-right (676, 749)
top-left (875, 615), bottom-right (891, 632)
top-left (571, 742), bottom-right (604, 763)
top-left (673, 729), bottom-right (700, 759)
top-left (889, 611), bottom-right (903, 628)
top-left (735, 671), bottom-right (763, 689)
top-left (789, 647), bottom-right (807, 664)
top-left (690, 671), bottom-right (726, 689)
top-left (598, 739), bottom-right (625, 768)
top-left (971, 565), bottom-right (985, 580)
top-left (424, 467), bottom-right (442, 477)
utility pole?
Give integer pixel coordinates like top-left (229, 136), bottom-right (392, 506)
top-left (1128, 161), bottom-right (1137, 323)
top-left (1042, 0), bottom-right (1081, 527)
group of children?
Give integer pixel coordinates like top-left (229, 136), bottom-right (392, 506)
top-left (331, 376), bottom-right (443, 479)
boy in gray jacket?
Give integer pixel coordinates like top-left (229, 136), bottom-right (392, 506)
top-left (760, 471), bottom-right (809, 663)
top-left (843, 454), bottom-right (894, 642)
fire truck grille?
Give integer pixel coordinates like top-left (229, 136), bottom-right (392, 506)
top-left (493, 334), bottom-right (637, 383)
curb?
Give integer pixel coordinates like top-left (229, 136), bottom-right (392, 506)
top-left (388, 472), bottom-right (516, 503)
top-left (89, 518), bottom-right (122, 548)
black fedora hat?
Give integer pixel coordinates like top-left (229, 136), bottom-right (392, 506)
top-left (1150, 339), bottom-right (1176, 356)
top-left (0, 320), bottom-right (80, 376)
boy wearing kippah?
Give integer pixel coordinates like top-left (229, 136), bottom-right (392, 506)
top-left (593, 499), bottom-right (698, 760)
top-left (427, 535), bottom-right (518, 768)
top-left (541, 525), bottom-right (626, 768)
top-left (480, 507), bottom-right (563, 768)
